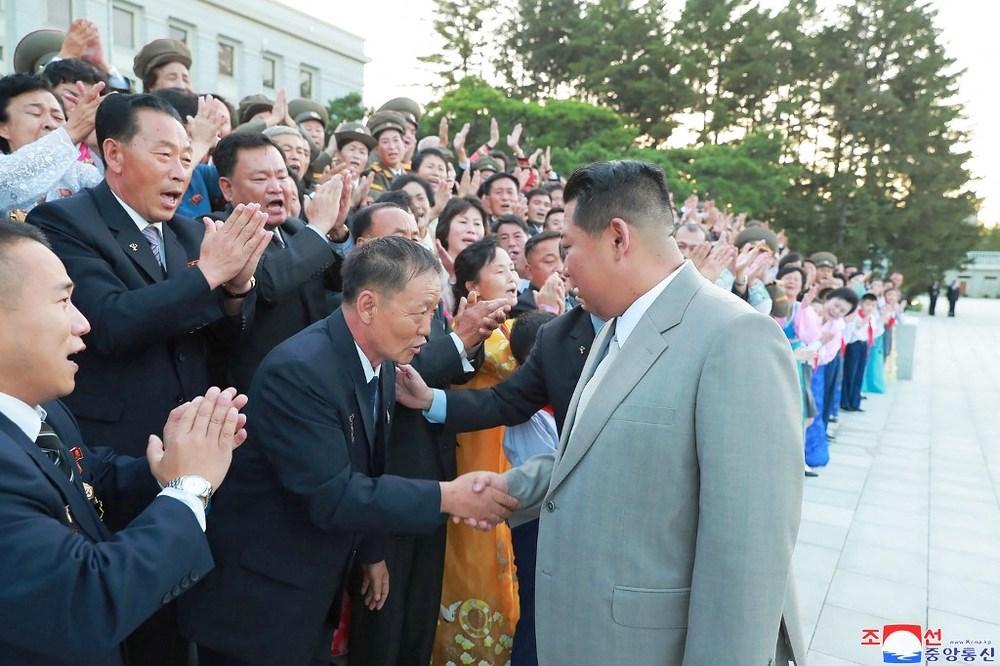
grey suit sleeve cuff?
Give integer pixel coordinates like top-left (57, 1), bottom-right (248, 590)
top-left (503, 454), bottom-right (555, 527)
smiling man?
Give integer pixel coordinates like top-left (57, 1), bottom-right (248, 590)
top-left (26, 92), bottom-right (271, 664)
top-left (180, 237), bottom-right (519, 666)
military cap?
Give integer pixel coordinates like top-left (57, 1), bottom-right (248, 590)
top-left (377, 97), bottom-right (422, 126)
top-left (132, 38), bottom-right (192, 80)
top-left (263, 125), bottom-right (309, 142)
top-left (809, 251), bottom-right (838, 269)
top-left (734, 226), bottom-right (780, 253)
top-left (470, 156), bottom-right (501, 174)
top-left (13, 29), bottom-right (64, 74)
top-left (767, 282), bottom-right (792, 318)
top-left (289, 98), bottom-right (328, 127)
top-left (334, 120), bottom-right (376, 150)
top-left (238, 94), bottom-right (274, 125)
top-left (366, 110), bottom-right (407, 138)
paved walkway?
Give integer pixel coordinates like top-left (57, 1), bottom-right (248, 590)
top-left (795, 298), bottom-right (1000, 665)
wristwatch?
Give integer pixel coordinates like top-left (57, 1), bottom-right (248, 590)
top-left (166, 475), bottom-right (214, 508)
top-left (222, 276), bottom-right (256, 299)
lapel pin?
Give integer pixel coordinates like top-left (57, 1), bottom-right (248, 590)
top-left (349, 413), bottom-right (355, 444)
top-left (128, 242), bottom-right (139, 252)
top-left (579, 346), bottom-right (586, 355)
top-left (386, 409), bottom-right (391, 425)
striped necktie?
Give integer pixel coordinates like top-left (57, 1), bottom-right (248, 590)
top-left (35, 421), bottom-right (73, 480)
top-left (142, 225), bottom-right (165, 272)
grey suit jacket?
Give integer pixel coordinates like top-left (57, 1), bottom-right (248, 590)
top-left (505, 262), bottom-right (806, 665)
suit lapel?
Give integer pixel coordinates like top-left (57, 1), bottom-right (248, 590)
top-left (161, 222), bottom-right (189, 278)
top-left (95, 182), bottom-right (165, 283)
top-left (549, 263), bottom-right (704, 495)
top-left (0, 415), bottom-right (108, 541)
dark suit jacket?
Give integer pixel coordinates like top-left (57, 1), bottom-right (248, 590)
top-left (445, 305), bottom-right (597, 434)
top-left (179, 309), bottom-right (444, 666)
top-left (386, 304), bottom-right (479, 483)
top-left (0, 401), bottom-right (212, 665)
top-left (27, 182), bottom-right (253, 457)
top-left (213, 215), bottom-right (341, 392)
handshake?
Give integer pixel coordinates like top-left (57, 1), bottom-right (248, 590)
top-left (439, 472), bottom-right (519, 530)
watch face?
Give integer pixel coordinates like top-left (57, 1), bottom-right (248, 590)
top-left (176, 476), bottom-right (212, 497)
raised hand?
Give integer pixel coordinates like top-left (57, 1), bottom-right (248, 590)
top-left (197, 203), bottom-right (271, 290)
top-left (440, 471), bottom-right (519, 530)
top-left (489, 118), bottom-right (500, 149)
top-left (63, 81), bottom-right (105, 144)
top-left (303, 175), bottom-right (345, 236)
top-left (394, 364), bottom-right (434, 411)
top-left (507, 122), bottom-right (523, 156)
top-left (187, 95), bottom-right (228, 161)
top-left (146, 386), bottom-right (250, 490)
top-left (452, 296), bottom-right (510, 350)
top-left (534, 272), bottom-right (566, 315)
top-left (59, 19), bottom-right (95, 60)
top-left (453, 122), bottom-right (471, 161)
top-left (436, 239), bottom-right (455, 278)
top-left (266, 89), bottom-right (293, 127)
top-left (699, 243), bottom-right (738, 283)
top-left (438, 117), bottom-right (449, 147)
top-left (351, 172), bottom-right (375, 209)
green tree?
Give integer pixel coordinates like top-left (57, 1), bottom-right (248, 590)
top-left (418, 0), bottom-right (494, 89)
top-left (325, 93), bottom-right (369, 130)
top-left (975, 225), bottom-right (1000, 251)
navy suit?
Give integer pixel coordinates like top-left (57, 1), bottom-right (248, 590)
top-left (0, 401), bottom-right (212, 665)
top-left (211, 214), bottom-right (341, 392)
top-left (27, 181), bottom-right (253, 458)
top-left (179, 309), bottom-right (444, 666)
top-left (445, 305), bottom-right (596, 433)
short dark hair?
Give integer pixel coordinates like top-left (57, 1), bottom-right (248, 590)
top-left (510, 310), bottom-right (556, 365)
top-left (544, 207), bottom-right (564, 221)
top-left (213, 131), bottom-right (283, 179)
top-left (452, 236), bottom-right (500, 313)
top-left (826, 287), bottom-right (860, 314)
top-left (95, 93), bottom-right (182, 161)
top-left (0, 74), bottom-right (51, 153)
top-left (861, 292), bottom-right (878, 303)
top-left (777, 252), bottom-right (802, 270)
top-left (0, 221), bottom-right (51, 307)
top-left (563, 161), bottom-right (673, 236)
top-left (375, 189), bottom-right (412, 213)
top-left (390, 173), bottom-right (434, 207)
top-left (543, 182), bottom-right (563, 194)
top-left (153, 87), bottom-right (199, 123)
top-left (341, 236), bottom-right (439, 304)
top-left (436, 196), bottom-right (488, 251)
top-left (525, 188), bottom-right (550, 203)
top-left (41, 58), bottom-right (108, 88)
top-left (492, 214), bottom-right (529, 235)
top-left (524, 230), bottom-right (563, 260)
top-left (411, 147), bottom-right (449, 173)
top-left (350, 202), bottom-right (406, 239)
top-left (481, 172), bottom-right (519, 197)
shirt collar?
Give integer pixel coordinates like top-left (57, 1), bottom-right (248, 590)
top-left (614, 261), bottom-right (686, 347)
top-left (0, 391), bottom-right (45, 442)
top-left (354, 343), bottom-right (382, 384)
top-left (111, 191), bottom-right (162, 235)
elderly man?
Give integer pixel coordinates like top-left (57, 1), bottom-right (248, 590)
top-left (180, 237), bottom-right (518, 666)
top-left (0, 221), bottom-right (249, 665)
top-left (399, 161), bottom-right (805, 665)
top-left (263, 125), bottom-right (312, 182)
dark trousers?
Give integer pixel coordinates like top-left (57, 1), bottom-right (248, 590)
top-left (511, 519), bottom-right (540, 666)
top-left (821, 353), bottom-right (842, 428)
top-left (348, 526), bottom-right (447, 666)
top-left (841, 341), bottom-right (869, 411)
top-left (948, 299), bottom-right (958, 317)
top-left (929, 294), bottom-right (938, 315)
top-left (125, 604), bottom-right (190, 666)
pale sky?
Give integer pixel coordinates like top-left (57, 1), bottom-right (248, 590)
top-left (282, 0), bottom-right (1000, 226)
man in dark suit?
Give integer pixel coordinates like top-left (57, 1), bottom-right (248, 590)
top-left (0, 221), bottom-right (248, 665)
top-left (347, 206), bottom-right (509, 666)
top-left (210, 131), bottom-right (352, 392)
top-left (27, 93), bottom-right (270, 457)
top-left (180, 237), bottom-right (518, 666)
top-left (26, 92), bottom-right (270, 665)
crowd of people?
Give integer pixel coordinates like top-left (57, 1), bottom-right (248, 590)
top-left (0, 20), bottom-right (907, 666)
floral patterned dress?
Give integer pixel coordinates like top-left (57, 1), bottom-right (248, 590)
top-left (432, 320), bottom-right (519, 666)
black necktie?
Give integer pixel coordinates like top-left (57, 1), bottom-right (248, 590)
top-left (35, 421), bottom-right (73, 480)
top-left (368, 376), bottom-right (386, 474)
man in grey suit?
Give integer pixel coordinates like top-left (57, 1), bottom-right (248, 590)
top-left (399, 160), bottom-right (805, 665)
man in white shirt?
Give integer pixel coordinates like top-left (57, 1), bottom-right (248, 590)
top-left (0, 220), bottom-right (248, 665)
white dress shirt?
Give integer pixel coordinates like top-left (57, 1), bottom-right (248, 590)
top-left (0, 391), bottom-right (206, 530)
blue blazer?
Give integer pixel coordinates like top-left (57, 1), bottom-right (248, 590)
top-left (0, 401), bottom-right (212, 665)
top-left (179, 309), bottom-right (444, 665)
top-left (27, 181), bottom-right (254, 457)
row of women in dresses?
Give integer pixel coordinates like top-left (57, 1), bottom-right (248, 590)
top-left (772, 269), bottom-right (902, 471)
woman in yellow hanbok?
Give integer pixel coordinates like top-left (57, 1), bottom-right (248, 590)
top-left (433, 237), bottom-right (521, 666)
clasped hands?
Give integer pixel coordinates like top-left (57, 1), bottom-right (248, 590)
top-left (440, 471), bottom-right (519, 531)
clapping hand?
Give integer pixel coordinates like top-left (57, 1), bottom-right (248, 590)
top-left (394, 364), bottom-right (434, 411)
top-left (534, 272), bottom-right (567, 315)
top-left (63, 81), bottom-right (105, 144)
top-left (198, 203), bottom-right (271, 292)
top-left (452, 293), bottom-right (510, 350)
